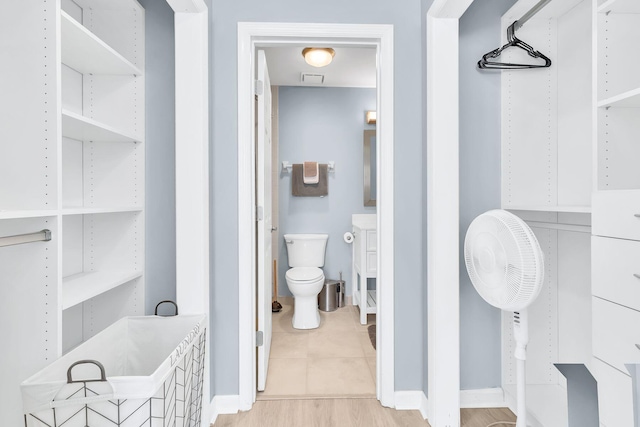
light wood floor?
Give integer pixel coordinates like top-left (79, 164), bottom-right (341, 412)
top-left (261, 300), bottom-right (376, 399)
top-left (213, 398), bottom-right (516, 427)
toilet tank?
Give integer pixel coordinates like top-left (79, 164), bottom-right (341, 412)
top-left (284, 234), bottom-right (329, 267)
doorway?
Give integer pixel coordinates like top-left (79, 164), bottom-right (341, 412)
top-left (237, 22), bottom-right (395, 410)
top-left (257, 45), bottom-right (378, 399)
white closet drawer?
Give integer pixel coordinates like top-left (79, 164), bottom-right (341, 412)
top-left (593, 297), bottom-right (640, 372)
top-left (592, 236), bottom-right (640, 311)
top-left (591, 357), bottom-right (634, 427)
top-left (593, 190), bottom-right (640, 240)
top-left (366, 230), bottom-right (377, 251)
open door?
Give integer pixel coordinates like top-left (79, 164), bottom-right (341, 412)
top-left (256, 49), bottom-right (273, 392)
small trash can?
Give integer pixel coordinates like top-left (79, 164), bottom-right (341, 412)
top-left (319, 279), bottom-right (345, 312)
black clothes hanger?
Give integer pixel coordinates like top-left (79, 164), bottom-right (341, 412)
top-left (478, 0), bottom-right (553, 70)
top-left (478, 21), bottom-right (552, 69)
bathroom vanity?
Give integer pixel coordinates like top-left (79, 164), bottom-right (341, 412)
top-left (352, 214), bottom-right (377, 324)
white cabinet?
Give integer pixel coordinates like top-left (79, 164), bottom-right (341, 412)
top-left (592, 236), bottom-right (640, 311)
top-left (592, 297), bottom-right (640, 373)
top-left (591, 0), bottom-right (640, 423)
top-left (591, 357), bottom-right (635, 427)
top-left (0, 1), bottom-right (145, 425)
top-left (593, 190), bottom-right (640, 240)
top-left (352, 214), bottom-right (377, 325)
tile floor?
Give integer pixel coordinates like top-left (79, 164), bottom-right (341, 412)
top-left (258, 297), bottom-right (377, 399)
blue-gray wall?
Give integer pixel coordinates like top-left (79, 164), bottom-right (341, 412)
top-left (277, 86), bottom-right (376, 297)
top-left (140, 0), bottom-right (176, 315)
top-left (137, 0), bottom-right (513, 403)
top-left (459, 0), bottom-right (517, 389)
top-left (208, 0), bottom-right (425, 397)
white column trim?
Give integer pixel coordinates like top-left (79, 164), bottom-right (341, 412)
top-left (168, 3), bottom-right (210, 425)
top-left (425, 0), bottom-right (474, 423)
top-left (237, 22), bottom-right (395, 410)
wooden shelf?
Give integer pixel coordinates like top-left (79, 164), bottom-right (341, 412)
top-left (0, 210), bottom-right (58, 220)
top-left (62, 206), bottom-right (143, 215)
top-left (61, 11), bottom-right (142, 76)
top-left (62, 110), bottom-right (141, 143)
top-left (504, 384), bottom-right (568, 427)
top-left (62, 270), bottom-right (143, 310)
top-left (504, 205), bottom-right (592, 214)
top-left (598, 0), bottom-right (640, 14)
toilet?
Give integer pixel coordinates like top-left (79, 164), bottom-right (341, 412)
top-left (284, 233), bottom-right (329, 329)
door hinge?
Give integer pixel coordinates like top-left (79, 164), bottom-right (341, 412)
top-left (255, 80), bottom-right (264, 96)
top-left (256, 206), bottom-right (264, 221)
top-left (256, 330), bottom-right (264, 347)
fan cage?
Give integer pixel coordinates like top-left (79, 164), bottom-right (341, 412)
top-left (464, 209), bottom-right (544, 311)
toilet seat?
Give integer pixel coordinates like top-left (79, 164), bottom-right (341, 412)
top-left (286, 267), bottom-right (323, 283)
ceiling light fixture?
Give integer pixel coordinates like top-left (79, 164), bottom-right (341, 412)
top-left (302, 47), bottom-right (335, 68)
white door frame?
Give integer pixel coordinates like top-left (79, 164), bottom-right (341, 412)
top-left (426, 0), bottom-right (474, 426)
top-left (237, 22), bottom-right (395, 410)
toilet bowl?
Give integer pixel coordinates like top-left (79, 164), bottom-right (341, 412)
top-left (284, 234), bottom-right (329, 329)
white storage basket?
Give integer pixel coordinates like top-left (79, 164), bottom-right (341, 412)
top-left (21, 303), bottom-right (206, 427)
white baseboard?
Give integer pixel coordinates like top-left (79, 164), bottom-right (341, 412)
top-left (460, 387), bottom-right (507, 408)
top-left (210, 395), bottom-right (240, 425)
top-left (395, 390), bottom-right (429, 419)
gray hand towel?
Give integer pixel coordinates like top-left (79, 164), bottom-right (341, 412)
top-left (292, 163), bottom-right (328, 197)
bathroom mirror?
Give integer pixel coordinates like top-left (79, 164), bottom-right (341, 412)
top-left (363, 130), bottom-right (376, 207)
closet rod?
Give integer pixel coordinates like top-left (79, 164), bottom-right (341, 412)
top-left (0, 229), bottom-right (51, 248)
top-left (515, 0), bottom-right (552, 30)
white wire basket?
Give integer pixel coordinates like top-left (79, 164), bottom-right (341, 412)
top-left (21, 302), bottom-right (206, 427)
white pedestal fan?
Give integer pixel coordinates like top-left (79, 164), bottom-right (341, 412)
top-left (464, 210), bottom-right (544, 427)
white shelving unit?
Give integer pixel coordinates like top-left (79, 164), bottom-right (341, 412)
top-left (597, 88), bottom-right (640, 108)
top-left (60, 11), bottom-right (142, 76)
top-left (501, 0), bottom-right (593, 213)
top-left (62, 110), bottom-right (141, 143)
top-left (0, 1), bottom-right (145, 425)
top-left (62, 270), bottom-right (143, 310)
top-left (598, 0), bottom-right (640, 14)
top-left (499, 0), bottom-right (594, 425)
top-left (591, 0), bottom-right (640, 424)
top-left (502, 0), bottom-right (640, 424)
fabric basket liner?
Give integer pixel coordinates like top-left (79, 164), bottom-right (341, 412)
top-left (21, 314), bottom-right (206, 414)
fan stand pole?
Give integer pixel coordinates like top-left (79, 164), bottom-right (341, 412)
top-left (516, 358), bottom-right (527, 427)
top-left (513, 309), bottom-right (530, 427)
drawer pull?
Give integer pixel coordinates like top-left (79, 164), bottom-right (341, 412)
top-left (636, 344), bottom-right (640, 351)
top-left (635, 214), bottom-right (640, 218)
top-left (634, 274), bottom-right (640, 280)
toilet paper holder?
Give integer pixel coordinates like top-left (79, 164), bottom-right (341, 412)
top-left (343, 231), bottom-right (355, 243)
